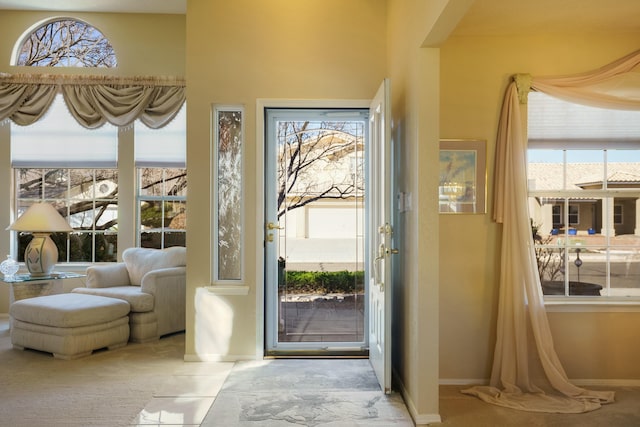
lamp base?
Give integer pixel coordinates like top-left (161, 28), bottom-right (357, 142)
top-left (25, 233), bottom-right (58, 277)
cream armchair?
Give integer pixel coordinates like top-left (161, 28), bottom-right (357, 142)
top-left (72, 246), bottom-right (186, 343)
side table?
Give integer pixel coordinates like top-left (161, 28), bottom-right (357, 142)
top-left (2, 272), bottom-right (87, 305)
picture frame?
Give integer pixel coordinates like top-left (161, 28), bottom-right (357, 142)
top-left (439, 139), bottom-right (486, 214)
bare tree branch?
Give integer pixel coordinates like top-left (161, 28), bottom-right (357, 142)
top-left (17, 19), bottom-right (116, 67)
top-left (276, 120), bottom-right (364, 219)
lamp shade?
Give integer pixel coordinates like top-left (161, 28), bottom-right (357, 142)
top-left (6, 203), bottom-right (72, 233)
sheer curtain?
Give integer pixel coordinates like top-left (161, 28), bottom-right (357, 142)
top-left (463, 49), bottom-right (640, 413)
top-left (0, 74), bottom-right (185, 128)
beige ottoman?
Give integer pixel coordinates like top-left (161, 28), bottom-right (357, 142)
top-left (10, 293), bottom-right (130, 360)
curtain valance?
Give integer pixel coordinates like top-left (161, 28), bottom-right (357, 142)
top-left (514, 49), bottom-right (640, 110)
top-left (497, 49), bottom-right (640, 222)
top-left (0, 73), bottom-right (186, 129)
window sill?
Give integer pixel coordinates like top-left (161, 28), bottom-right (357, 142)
top-left (544, 297), bottom-right (640, 312)
top-left (206, 285), bottom-right (250, 296)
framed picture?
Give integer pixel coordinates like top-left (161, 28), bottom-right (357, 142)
top-left (439, 139), bottom-right (486, 214)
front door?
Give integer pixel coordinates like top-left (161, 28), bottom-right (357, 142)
top-left (367, 79), bottom-right (393, 393)
top-left (264, 108), bottom-right (368, 355)
top-left (263, 80), bottom-right (393, 393)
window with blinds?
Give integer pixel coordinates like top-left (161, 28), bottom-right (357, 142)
top-left (135, 105), bottom-right (187, 249)
top-left (527, 92), bottom-right (640, 298)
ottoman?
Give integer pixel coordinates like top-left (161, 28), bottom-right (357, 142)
top-left (10, 293), bottom-right (131, 360)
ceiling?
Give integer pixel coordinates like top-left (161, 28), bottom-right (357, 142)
top-left (0, 0), bottom-right (185, 14)
top-left (451, 0), bottom-right (640, 36)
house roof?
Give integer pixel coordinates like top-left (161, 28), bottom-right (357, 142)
top-left (606, 170), bottom-right (640, 183)
top-left (528, 162), bottom-right (640, 190)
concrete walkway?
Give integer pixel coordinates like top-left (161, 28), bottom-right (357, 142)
top-left (278, 294), bottom-right (365, 343)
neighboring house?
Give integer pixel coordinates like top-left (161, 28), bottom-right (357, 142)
top-left (279, 135), bottom-right (363, 204)
top-left (278, 133), bottom-right (364, 270)
top-left (528, 162), bottom-right (640, 236)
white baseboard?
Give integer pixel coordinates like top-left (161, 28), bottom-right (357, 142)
top-left (393, 368), bottom-right (442, 426)
top-left (571, 379), bottom-right (640, 387)
top-left (439, 378), bottom-right (640, 387)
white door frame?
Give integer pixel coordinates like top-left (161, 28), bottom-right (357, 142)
top-left (255, 98), bottom-right (371, 358)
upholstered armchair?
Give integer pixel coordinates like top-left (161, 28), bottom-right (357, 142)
top-left (72, 246), bottom-right (186, 343)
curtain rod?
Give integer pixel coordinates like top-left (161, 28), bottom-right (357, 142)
top-left (0, 73), bottom-right (185, 87)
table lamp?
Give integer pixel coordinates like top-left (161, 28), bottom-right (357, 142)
top-left (6, 203), bottom-right (73, 277)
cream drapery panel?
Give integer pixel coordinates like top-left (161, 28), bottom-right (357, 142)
top-left (463, 49), bottom-right (640, 413)
top-left (0, 74), bottom-right (186, 129)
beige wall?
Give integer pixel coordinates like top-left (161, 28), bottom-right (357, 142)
top-left (0, 11), bottom-right (185, 76)
top-left (184, 1), bottom-right (453, 420)
top-left (386, 0), bottom-right (448, 421)
top-left (184, 0), bottom-right (453, 421)
top-left (439, 33), bottom-right (640, 382)
top-left (184, 0), bottom-right (386, 357)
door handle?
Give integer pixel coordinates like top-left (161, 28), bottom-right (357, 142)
top-left (373, 243), bottom-right (399, 292)
top-left (265, 222), bottom-right (283, 244)
top-left (379, 243), bottom-right (399, 256)
top-left (373, 243), bottom-right (385, 291)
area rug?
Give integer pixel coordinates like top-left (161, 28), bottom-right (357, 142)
top-left (201, 359), bottom-right (413, 426)
top-left (0, 318), bottom-right (185, 427)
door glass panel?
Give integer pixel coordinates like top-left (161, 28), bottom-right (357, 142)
top-left (269, 112), bottom-right (367, 347)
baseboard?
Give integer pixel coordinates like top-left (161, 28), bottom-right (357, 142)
top-left (183, 353), bottom-right (258, 362)
top-left (439, 378), bottom-right (640, 387)
top-left (571, 379), bottom-right (640, 387)
top-left (0, 313), bottom-right (8, 319)
top-left (393, 368), bottom-right (442, 425)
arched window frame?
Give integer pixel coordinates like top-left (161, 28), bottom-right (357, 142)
top-left (11, 16), bottom-right (117, 68)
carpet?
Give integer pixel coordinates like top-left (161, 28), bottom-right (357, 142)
top-left (0, 318), bottom-right (186, 427)
top-left (201, 359), bottom-right (414, 426)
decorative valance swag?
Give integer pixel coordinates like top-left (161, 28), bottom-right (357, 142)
top-left (0, 74), bottom-right (186, 129)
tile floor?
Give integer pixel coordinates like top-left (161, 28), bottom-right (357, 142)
top-left (131, 359), bottom-right (414, 427)
top-left (131, 361), bottom-right (235, 426)
top-left (201, 359), bottom-right (414, 426)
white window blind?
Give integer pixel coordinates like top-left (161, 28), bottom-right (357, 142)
top-left (11, 94), bottom-right (118, 167)
top-left (528, 91), bottom-right (640, 147)
top-left (135, 104), bottom-right (186, 167)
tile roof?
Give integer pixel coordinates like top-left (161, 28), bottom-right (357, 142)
top-left (528, 162), bottom-right (640, 190)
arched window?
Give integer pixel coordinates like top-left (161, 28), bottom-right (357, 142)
top-left (14, 18), bottom-right (117, 67)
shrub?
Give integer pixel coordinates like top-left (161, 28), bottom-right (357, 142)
top-left (282, 270), bottom-right (364, 294)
